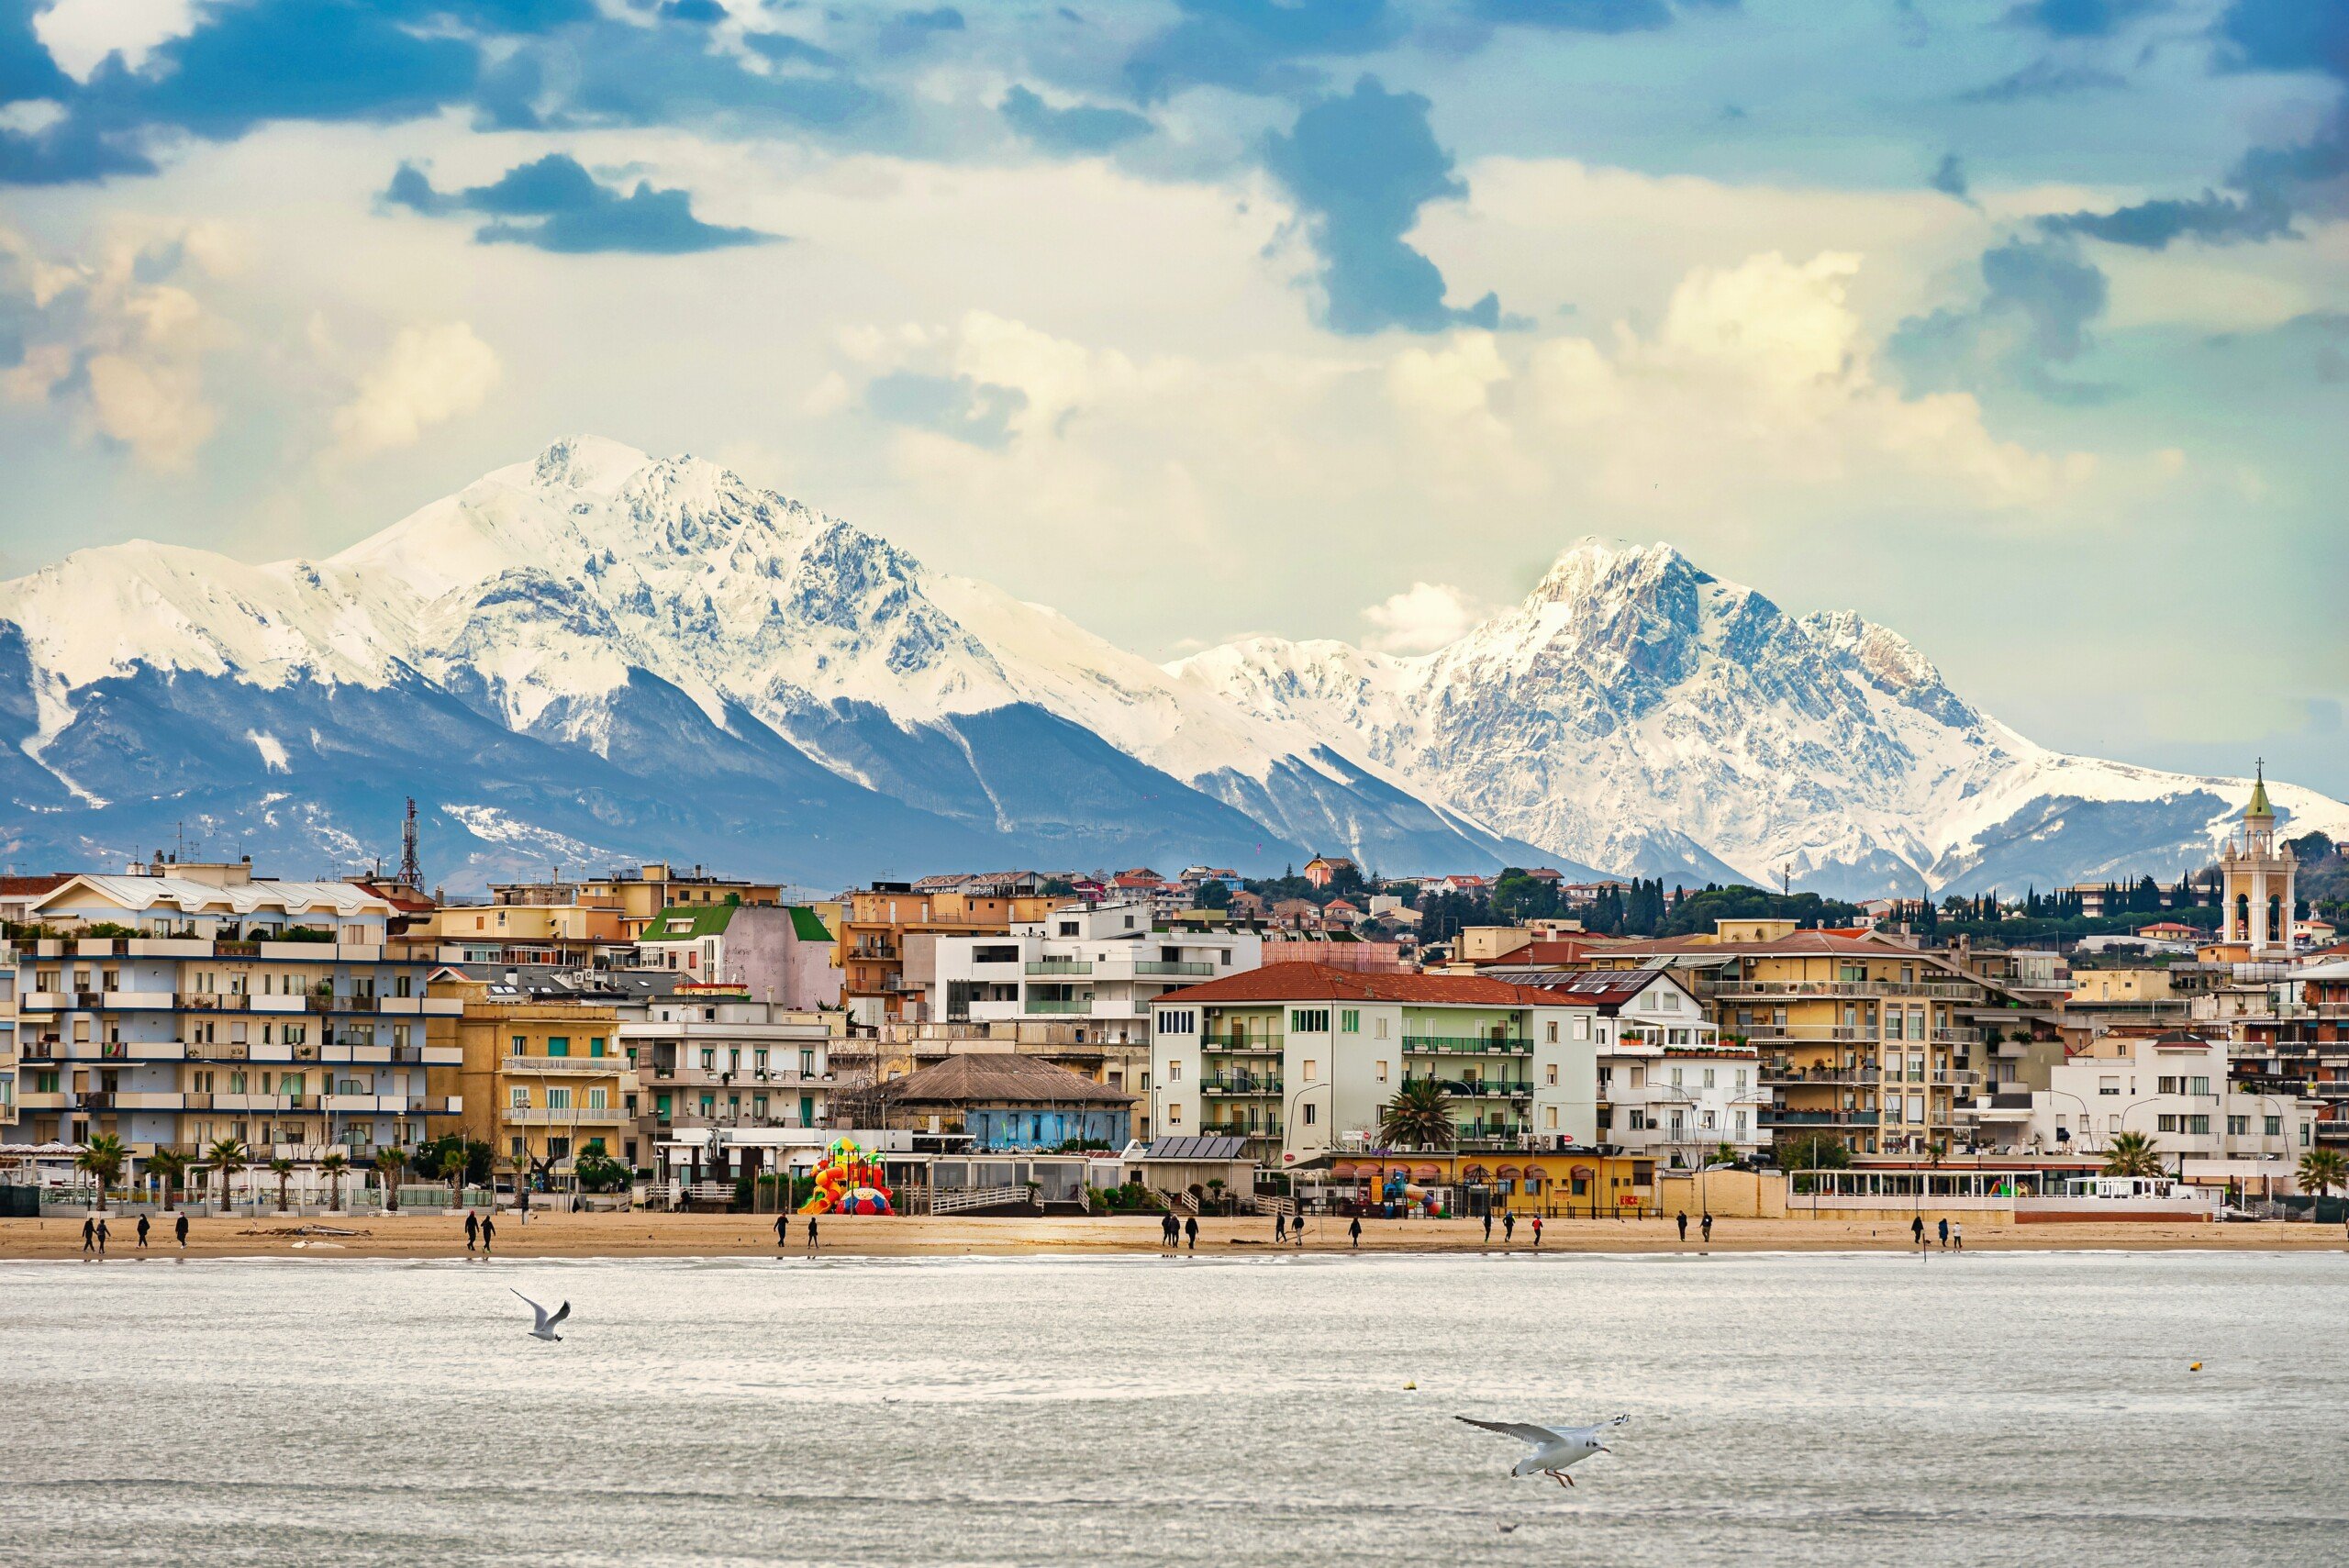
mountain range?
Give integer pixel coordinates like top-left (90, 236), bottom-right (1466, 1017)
top-left (2, 435), bottom-right (2339, 897)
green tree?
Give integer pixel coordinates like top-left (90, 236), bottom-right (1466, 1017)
top-left (373, 1146), bottom-right (406, 1212)
top-left (318, 1151), bottom-right (348, 1211)
top-left (206, 1136), bottom-right (249, 1211)
top-left (74, 1132), bottom-right (128, 1212)
top-left (1193, 879), bottom-right (1231, 910)
top-left (1775, 1133), bottom-right (1852, 1173)
top-left (1377, 1079), bottom-right (1457, 1151)
top-left (268, 1157), bottom-right (295, 1212)
top-left (2101, 1129), bottom-right (2164, 1179)
top-left (2298, 1148), bottom-right (2347, 1199)
top-left (147, 1148), bottom-right (192, 1207)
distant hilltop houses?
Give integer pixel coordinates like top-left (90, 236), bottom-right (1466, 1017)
top-left (5, 775), bottom-right (2346, 1217)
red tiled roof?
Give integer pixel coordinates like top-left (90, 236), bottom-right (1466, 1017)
top-left (1156, 962), bottom-right (1573, 1006)
top-left (0, 874), bottom-right (72, 897)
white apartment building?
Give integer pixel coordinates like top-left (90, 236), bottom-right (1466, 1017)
top-left (934, 902), bottom-right (1263, 1045)
top-left (1150, 963), bottom-right (1601, 1169)
top-left (620, 985), bottom-right (837, 1135)
top-left (2, 867), bottom-right (462, 1161)
top-left (2026, 1030), bottom-right (2318, 1181)
top-left (1498, 969), bottom-right (1765, 1165)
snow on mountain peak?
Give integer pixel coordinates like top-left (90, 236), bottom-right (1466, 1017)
top-left (526, 434), bottom-right (655, 495)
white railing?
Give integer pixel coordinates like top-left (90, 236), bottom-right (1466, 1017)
top-left (932, 1185), bottom-right (1028, 1214)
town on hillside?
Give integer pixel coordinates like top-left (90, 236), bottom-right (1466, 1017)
top-left (6, 773), bottom-right (2346, 1225)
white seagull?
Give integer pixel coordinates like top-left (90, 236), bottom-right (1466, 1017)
top-left (1456, 1413), bottom-right (1628, 1487)
top-left (512, 1289), bottom-right (571, 1341)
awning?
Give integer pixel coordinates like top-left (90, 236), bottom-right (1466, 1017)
top-left (1495, 1163), bottom-right (1522, 1178)
top-left (1460, 1164), bottom-right (1489, 1180)
top-left (1570, 1164), bottom-right (1596, 1180)
top-left (1412, 1162), bottom-right (1442, 1180)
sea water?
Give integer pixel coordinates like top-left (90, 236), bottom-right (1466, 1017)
top-left (1, 1249), bottom-right (2343, 1566)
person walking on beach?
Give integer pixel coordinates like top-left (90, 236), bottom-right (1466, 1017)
top-left (1184, 1216), bottom-right (1198, 1252)
top-left (1910, 1215), bottom-right (1925, 1250)
top-left (1483, 1212), bottom-right (1493, 1245)
top-left (1530, 1216), bottom-right (1542, 1250)
top-left (1502, 1211), bottom-right (1515, 1245)
top-left (464, 1211), bottom-right (478, 1252)
top-left (480, 1215), bottom-right (495, 1255)
top-left (137, 1215), bottom-right (150, 1249)
top-left (1275, 1211), bottom-right (1286, 1242)
top-left (1952, 1220), bottom-right (1964, 1251)
top-left (774, 1212), bottom-right (790, 1251)
top-left (1348, 1216), bottom-right (1363, 1248)
top-left (1701, 1213), bottom-right (1713, 1245)
top-left (83, 1216), bottom-right (95, 1255)
top-left (1937, 1217), bottom-right (1950, 1251)
top-left (1675, 1210), bottom-right (1687, 1242)
top-left (806, 1216), bottom-right (819, 1251)
top-left (174, 1212), bottom-right (189, 1249)
top-left (95, 1217), bottom-right (109, 1256)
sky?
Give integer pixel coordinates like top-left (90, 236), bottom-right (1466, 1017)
top-left (1, 0), bottom-right (2343, 793)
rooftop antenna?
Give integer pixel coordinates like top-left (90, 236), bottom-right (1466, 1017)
top-left (396, 797), bottom-right (423, 891)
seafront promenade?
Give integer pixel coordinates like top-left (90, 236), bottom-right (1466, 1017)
top-left (6, 1211), bottom-right (2344, 1261)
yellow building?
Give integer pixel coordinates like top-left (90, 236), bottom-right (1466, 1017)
top-left (2070, 969), bottom-right (2174, 1004)
top-left (1588, 928), bottom-right (2035, 1158)
top-left (429, 902), bottom-right (628, 966)
top-left (568, 862), bottom-right (788, 941)
top-left (429, 973), bottom-right (635, 1173)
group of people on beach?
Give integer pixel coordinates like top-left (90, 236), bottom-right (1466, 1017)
top-left (81, 1212), bottom-right (187, 1256)
top-left (1475, 1211), bottom-right (1543, 1249)
top-left (1912, 1215), bottom-right (1965, 1251)
top-left (774, 1212), bottom-right (818, 1251)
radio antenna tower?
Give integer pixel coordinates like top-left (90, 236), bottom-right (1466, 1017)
top-left (396, 797), bottom-right (424, 891)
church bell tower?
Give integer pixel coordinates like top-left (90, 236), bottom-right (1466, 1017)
top-left (2218, 762), bottom-right (2296, 957)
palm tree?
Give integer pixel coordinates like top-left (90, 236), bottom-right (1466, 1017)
top-left (439, 1142), bottom-right (469, 1207)
top-left (373, 1146), bottom-right (406, 1212)
top-left (1377, 1079), bottom-right (1456, 1151)
top-left (268, 1157), bottom-right (295, 1213)
top-left (147, 1149), bottom-right (191, 1208)
top-left (318, 1151), bottom-right (348, 1212)
top-left (2102, 1129), bottom-right (2164, 1179)
top-left (2299, 1148), bottom-right (2347, 1200)
top-left (206, 1136), bottom-right (249, 1212)
top-left (74, 1133), bottom-right (128, 1212)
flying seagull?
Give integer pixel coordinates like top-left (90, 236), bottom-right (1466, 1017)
top-left (1456, 1413), bottom-right (1628, 1487)
top-left (512, 1289), bottom-right (571, 1341)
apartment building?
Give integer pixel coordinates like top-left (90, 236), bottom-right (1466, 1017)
top-left (2, 867), bottom-right (462, 1161)
top-left (929, 902), bottom-right (1260, 1140)
top-left (569, 862), bottom-right (789, 940)
top-left (1586, 923), bottom-right (2055, 1157)
top-left (1493, 969), bottom-right (1765, 1166)
top-left (429, 899), bottom-right (630, 967)
top-left (836, 879), bottom-right (1061, 1026)
top-left (432, 972), bottom-right (632, 1173)
top-left (2028, 1030), bottom-right (2317, 1173)
top-left (634, 902), bottom-right (840, 1008)
top-left (1151, 963), bottom-right (1602, 1169)
top-left (622, 984), bottom-right (835, 1142)
top-left (2231, 957), bottom-right (2349, 1153)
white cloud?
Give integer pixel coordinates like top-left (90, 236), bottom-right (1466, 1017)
top-left (32, 0), bottom-right (197, 81)
top-left (330, 323), bottom-right (503, 461)
top-left (1362, 582), bottom-right (1486, 653)
top-left (1, 224), bottom-right (228, 471)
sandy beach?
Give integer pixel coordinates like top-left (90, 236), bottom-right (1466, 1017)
top-left (6, 1210), bottom-right (2345, 1261)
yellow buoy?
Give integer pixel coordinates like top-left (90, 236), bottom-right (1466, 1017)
top-left (1404, 1381), bottom-right (1417, 1390)
top-left (2189, 1362), bottom-right (2202, 1372)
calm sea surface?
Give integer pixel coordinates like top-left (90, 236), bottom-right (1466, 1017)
top-left (2, 1249), bottom-right (2343, 1567)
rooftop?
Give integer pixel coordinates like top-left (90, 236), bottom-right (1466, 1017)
top-left (875, 1055), bottom-right (1132, 1106)
top-left (1156, 962), bottom-right (1583, 1007)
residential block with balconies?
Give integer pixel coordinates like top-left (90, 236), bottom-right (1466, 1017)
top-left (621, 986), bottom-right (836, 1147)
top-left (1, 869), bottom-right (462, 1162)
top-left (2028, 1030), bottom-right (2318, 1184)
top-left (431, 974), bottom-right (632, 1174)
top-left (836, 880), bottom-right (1062, 1026)
top-left (1151, 963), bottom-right (1602, 1170)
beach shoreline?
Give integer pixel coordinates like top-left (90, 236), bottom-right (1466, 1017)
top-left (6, 1211), bottom-right (2345, 1262)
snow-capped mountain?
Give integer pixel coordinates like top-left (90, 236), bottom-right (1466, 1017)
top-left (0, 438), bottom-right (1561, 888)
top-left (0, 437), bottom-right (2338, 895)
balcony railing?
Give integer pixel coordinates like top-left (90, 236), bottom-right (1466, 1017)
top-left (1133, 961), bottom-right (1214, 976)
top-left (1025, 999), bottom-right (1088, 1015)
top-left (1759, 1107), bottom-right (1881, 1127)
top-left (1403, 1076), bottom-right (1531, 1098)
top-left (1402, 1036), bottom-right (1531, 1054)
top-left (1201, 1073), bottom-right (1282, 1095)
top-left (1026, 961), bottom-right (1092, 975)
top-left (1203, 1035), bottom-right (1283, 1052)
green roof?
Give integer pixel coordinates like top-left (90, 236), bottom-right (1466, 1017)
top-left (2248, 763), bottom-right (2273, 818)
top-left (640, 904), bottom-right (736, 942)
top-left (789, 906), bottom-right (832, 943)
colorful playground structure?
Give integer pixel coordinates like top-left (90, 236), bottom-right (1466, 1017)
top-left (800, 1138), bottom-right (895, 1216)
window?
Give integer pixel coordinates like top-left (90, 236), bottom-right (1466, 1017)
top-left (547, 1037), bottom-right (570, 1058)
top-left (1375, 1017), bottom-right (1389, 1040)
top-left (548, 1087), bottom-right (573, 1111)
top-left (2227, 1115), bottom-right (2248, 1136)
top-left (2099, 1075), bottom-right (2121, 1096)
top-left (1702, 1068), bottom-right (1717, 1089)
top-left (700, 1049), bottom-right (716, 1072)
top-left (1375, 1061), bottom-right (1387, 1082)
top-left (1670, 1068), bottom-right (1685, 1088)
top-left (590, 1038), bottom-right (607, 1058)
top-left (2189, 1076), bottom-right (2210, 1096)
top-left (2157, 1075), bottom-right (2183, 1095)
top-left (1303, 1102), bottom-right (1318, 1126)
top-left (2266, 1115), bottom-right (2283, 1136)
top-left (1544, 1106), bottom-right (1558, 1129)
top-left (1545, 1020), bottom-right (1558, 1044)
top-left (588, 1087), bottom-right (608, 1110)
top-left (509, 1085), bottom-right (529, 1108)
top-left (1303, 1060), bottom-right (1319, 1083)
top-left (1658, 991), bottom-right (1678, 1011)
top-left (1290, 1008), bottom-right (1330, 1034)
top-left (1545, 1063), bottom-right (1558, 1086)
top-left (1341, 1009), bottom-right (1360, 1033)
top-left (511, 1035), bottom-right (527, 1057)
top-left (1167, 1062), bottom-right (1182, 1082)
top-left (1572, 1015), bottom-right (1589, 1040)
top-left (1167, 1104), bottom-right (1182, 1126)
top-left (1159, 1009), bottom-right (1196, 1035)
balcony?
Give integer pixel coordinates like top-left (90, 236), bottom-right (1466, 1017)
top-left (505, 1106), bottom-right (629, 1125)
top-left (502, 1053), bottom-right (625, 1074)
top-left (1402, 1036), bottom-right (1532, 1055)
top-left (1203, 1035), bottom-right (1283, 1053)
top-left (1720, 979), bottom-right (1983, 1001)
top-left (1405, 1076), bottom-right (1531, 1099)
top-left (1761, 1062), bottom-right (1880, 1085)
top-left (1024, 999), bottom-right (1089, 1015)
top-left (1760, 1107), bottom-right (1881, 1127)
top-left (1025, 960), bottom-right (1093, 975)
top-left (1201, 1073), bottom-right (1283, 1096)
top-left (1132, 961), bottom-right (1214, 976)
